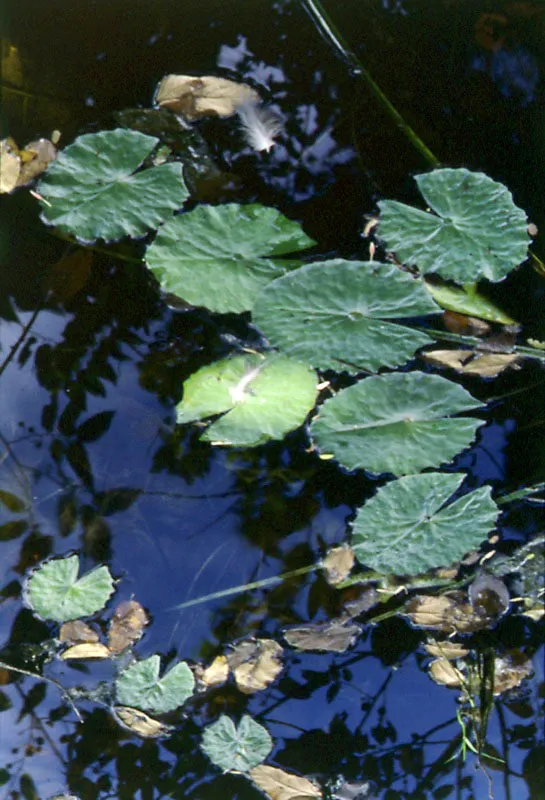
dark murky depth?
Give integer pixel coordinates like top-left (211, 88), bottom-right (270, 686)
top-left (1, 1), bottom-right (544, 798)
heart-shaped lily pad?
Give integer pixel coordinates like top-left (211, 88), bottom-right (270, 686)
top-left (201, 714), bottom-right (272, 772)
top-left (115, 654), bottom-right (195, 714)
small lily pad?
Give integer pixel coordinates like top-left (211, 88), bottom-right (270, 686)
top-left (38, 129), bottom-right (188, 243)
top-left (24, 554), bottom-right (115, 623)
top-left (201, 714), bottom-right (273, 773)
top-left (115, 654), bottom-right (195, 714)
top-left (378, 168), bottom-right (530, 283)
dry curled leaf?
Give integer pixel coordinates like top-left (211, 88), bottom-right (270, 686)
top-left (112, 706), bottom-right (173, 738)
top-left (422, 349), bottom-right (519, 377)
top-left (227, 638), bottom-right (284, 694)
top-left (493, 651), bottom-right (533, 696)
top-left (424, 640), bottom-right (469, 660)
top-left (60, 642), bottom-right (111, 660)
top-left (322, 545), bottom-right (355, 585)
top-left (0, 138), bottom-right (21, 193)
top-left (283, 618), bottom-right (361, 653)
top-left (249, 764), bottom-right (322, 799)
top-left (107, 600), bottom-right (149, 654)
top-left (155, 74), bottom-right (259, 120)
top-left (17, 138), bottom-right (57, 185)
top-left (58, 620), bottom-right (99, 645)
top-left (196, 654), bottom-right (229, 689)
top-left (428, 657), bottom-right (465, 688)
top-left (404, 592), bottom-right (495, 634)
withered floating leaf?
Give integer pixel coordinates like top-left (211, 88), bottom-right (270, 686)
top-left (155, 74), bottom-right (260, 120)
top-left (493, 651), bottom-right (533, 696)
top-left (17, 138), bottom-right (57, 185)
top-left (283, 618), bottom-right (361, 653)
top-left (107, 600), bottom-right (149, 654)
top-left (227, 638), bottom-right (284, 694)
top-left (60, 642), bottom-right (111, 660)
top-left (0, 138), bottom-right (21, 194)
top-left (428, 657), bottom-right (465, 688)
top-left (197, 654), bottom-right (229, 689)
top-left (248, 764), bottom-right (322, 799)
top-left (113, 705), bottom-right (173, 738)
top-left (422, 349), bottom-right (518, 378)
top-left (424, 640), bottom-right (469, 660)
top-left (322, 545), bottom-right (355, 585)
top-left (59, 620), bottom-right (99, 645)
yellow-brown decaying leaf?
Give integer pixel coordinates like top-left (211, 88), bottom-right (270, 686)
top-left (422, 349), bottom-right (519, 378)
top-left (428, 657), bottom-right (465, 688)
top-left (424, 640), bottom-right (469, 660)
top-left (283, 618), bottom-right (361, 653)
top-left (59, 620), bottom-right (100, 644)
top-left (60, 643), bottom-right (111, 660)
top-left (197, 655), bottom-right (229, 689)
top-left (155, 75), bottom-right (260, 120)
top-left (17, 138), bottom-right (57, 185)
top-left (107, 600), bottom-right (149, 655)
top-left (0, 139), bottom-right (21, 193)
top-left (493, 652), bottom-right (533, 696)
top-left (322, 545), bottom-right (355, 585)
top-left (404, 592), bottom-right (497, 635)
top-left (227, 638), bottom-right (284, 694)
top-left (46, 248), bottom-right (93, 303)
top-left (113, 706), bottom-right (173, 738)
top-left (248, 765), bottom-right (322, 799)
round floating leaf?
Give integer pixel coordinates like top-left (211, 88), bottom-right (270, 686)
top-left (310, 372), bottom-right (483, 475)
top-left (378, 168), bottom-right (530, 283)
top-left (253, 260), bottom-right (439, 373)
top-left (146, 203), bottom-right (315, 313)
top-left (115, 654), bottom-right (195, 714)
top-left (177, 353), bottom-right (317, 447)
top-left (351, 472), bottom-right (499, 575)
top-left (38, 129), bottom-right (188, 243)
top-left (201, 714), bottom-right (273, 773)
top-left (24, 554), bottom-right (114, 623)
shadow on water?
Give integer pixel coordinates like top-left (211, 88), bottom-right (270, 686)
top-left (1, 1), bottom-right (544, 798)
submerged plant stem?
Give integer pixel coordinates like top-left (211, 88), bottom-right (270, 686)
top-left (301, 0), bottom-right (439, 168)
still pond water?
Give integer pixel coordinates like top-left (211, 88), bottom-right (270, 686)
top-left (1, 1), bottom-right (544, 798)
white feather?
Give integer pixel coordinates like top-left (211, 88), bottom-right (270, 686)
top-left (236, 102), bottom-right (284, 153)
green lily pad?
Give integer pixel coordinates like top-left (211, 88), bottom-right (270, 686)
top-left (425, 280), bottom-right (516, 325)
top-left (351, 473), bottom-right (499, 575)
top-left (24, 554), bottom-right (115, 623)
top-left (378, 168), bottom-right (530, 283)
top-left (146, 203), bottom-right (315, 313)
top-left (38, 129), bottom-right (188, 243)
top-left (201, 714), bottom-right (273, 773)
top-left (177, 353), bottom-right (318, 447)
top-left (252, 259), bottom-right (439, 373)
top-left (115, 654), bottom-right (195, 714)
top-left (310, 372), bottom-right (483, 475)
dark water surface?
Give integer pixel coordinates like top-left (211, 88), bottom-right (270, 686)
top-left (1, 1), bottom-right (544, 798)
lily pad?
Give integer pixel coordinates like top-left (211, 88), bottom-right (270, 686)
top-left (378, 168), bottom-right (530, 283)
top-left (38, 129), bottom-right (188, 243)
top-left (176, 353), bottom-right (317, 446)
top-left (351, 472), bottom-right (499, 575)
top-left (115, 654), bottom-right (195, 714)
top-left (24, 554), bottom-right (115, 623)
top-left (146, 203), bottom-right (315, 313)
top-left (201, 714), bottom-right (273, 773)
top-left (310, 371), bottom-right (483, 475)
top-left (253, 260), bottom-right (439, 373)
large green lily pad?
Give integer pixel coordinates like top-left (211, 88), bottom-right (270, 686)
top-left (146, 203), bottom-right (315, 313)
top-left (351, 472), bottom-right (499, 575)
top-left (201, 714), bottom-right (273, 773)
top-left (38, 129), bottom-right (188, 243)
top-left (310, 372), bottom-right (483, 475)
top-left (115, 654), bottom-right (195, 714)
top-left (253, 259), bottom-right (439, 373)
top-left (177, 353), bottom-right (318, 446)
top-left (378, 168), bottom-right (530, 283)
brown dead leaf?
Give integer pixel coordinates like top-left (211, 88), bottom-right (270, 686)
top-left (424, 640), bottom-right (469, 660)
top-left (46, 248), bottom-right (93, 303)
top-left (283, 618), bottom-right (361, 653)
top-left (442, 311), bottom-right (491, 336)
top-left (404, 592), bottom-right (494, 634)
top-left (196, 654), bottom-right (229, 689)
top-left (322, 545), bottom-right (355, 585)
top-left (60, 643), bottom-right (111, 660)
top-left (113, 706), bottom-right (173, 738)
top-left (422, 349), bottom-right (519, 378)
top-left (155, 74), bottom-right (260, 120)
top-left (0, 139), bottom-right (21, 193)
top-left (493, 651), bottom-right (533, 695)
top-left (107, 600), bottom-right (149, 654)
top-left (249, 765), bottom-right (322, 799)
top-left (59, 620), bottom-right (99, 645)
top-left (428, 657), bottom-right (465, 688)
top-left (16, 138), bottom-right (57, 185)
top-left (227, 638), bottom-right (284, 694)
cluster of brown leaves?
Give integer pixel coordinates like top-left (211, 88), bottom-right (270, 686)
top-left (0, 135), bottom-right (58, 194)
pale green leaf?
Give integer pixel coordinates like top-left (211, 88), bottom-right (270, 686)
top-left (24, 555), bottom-right (114, 623)
top-left (201, 714), bottom-right (273, 773)
top-left (253, 259), bottom-right (438, 373)
top-left (146, 203), bottom-right (315, 313)
top-left (115, 654), bottom-right (195, 714)
top-left (425, 280), bottom-right (516, 325)
top-left (351, 472), bottom-right (499, 575)
top-left (310, 372), bottom-right (483, 475)
top-left (177, 353), bottom-right (317, 446)
top-left (378, 168), bottom-right (530, 283)
top-left (38, 129), bottom-right (188, 243)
